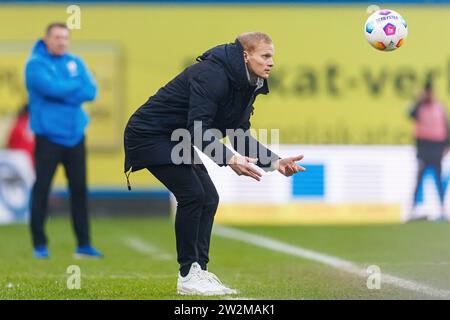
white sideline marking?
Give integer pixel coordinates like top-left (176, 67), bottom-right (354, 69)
top-left (213, 225), bottom-right (450, 299)
top-left (124, 236), bottom-right (173, 261)
top-left (84, 273), bottom-right (174, 280)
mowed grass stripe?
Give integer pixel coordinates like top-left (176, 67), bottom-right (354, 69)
top-left (213, 225), bottom-right (450, 299)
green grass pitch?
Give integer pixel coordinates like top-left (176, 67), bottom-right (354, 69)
top-left (1, 217), bottom-right (450, 299)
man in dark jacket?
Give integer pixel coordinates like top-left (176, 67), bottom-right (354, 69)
top-left (124, 32), bottom-right (305, 295)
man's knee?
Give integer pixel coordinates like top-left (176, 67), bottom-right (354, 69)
top-left (204, 188), bottom-right (219, 210)
top-left (32, 179), bottom-right (52, 194)
top-left (178, 188), bottom-right (206, 208)
top-left (68, 179), bottom-right (87, 196)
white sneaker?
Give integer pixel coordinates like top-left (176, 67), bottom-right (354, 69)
top-left (177, 262), bottom-right (228, 296)
top-left (203, 270), bottom-right (239, 295)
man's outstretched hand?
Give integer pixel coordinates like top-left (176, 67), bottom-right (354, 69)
top-left (274, 155), bottom-right (306, 177)
top-left (228, 155), bottom-right (263, 181)
top-left (228, 154), bottom-right (306, 180)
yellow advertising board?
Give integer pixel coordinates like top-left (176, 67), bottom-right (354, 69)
top-left (215, 204), bottom-right (401, 225)
top-left (0, 5), bottom-right (449, 188)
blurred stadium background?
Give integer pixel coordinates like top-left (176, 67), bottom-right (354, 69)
top-left (1, 0), bottom-right (450, 300)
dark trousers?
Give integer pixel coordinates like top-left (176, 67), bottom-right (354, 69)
top-left (413, 140), bottom-right (446, 206)
top-left (413, 158), bottom-right (445, 205)
top-left (147, 163), bottom-right (219, 276)
top-left (30, 135), bottom-right (90, 247)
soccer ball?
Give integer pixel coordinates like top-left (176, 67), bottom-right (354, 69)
top-left (364, 9), bottom-right (408, 51)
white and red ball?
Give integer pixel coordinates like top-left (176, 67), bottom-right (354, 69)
top-left (364, 9), bottom-right (408, 51)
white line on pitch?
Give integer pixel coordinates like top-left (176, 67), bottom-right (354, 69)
top-left (124, 236), bottom-right (173, 261)
top-left (213, 225), bottom-right (450, 299)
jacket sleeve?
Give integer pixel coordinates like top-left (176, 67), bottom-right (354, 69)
top-left (234, 118), bottom-right (281, 172)
top-left (187, 70), bottom-right (235, 166)
top-left (443, 105), bottom-right (450, 146)
top-left (25, 59), bottom-right (82, 99)
top-left (63, 58), bottom-right (97, 105)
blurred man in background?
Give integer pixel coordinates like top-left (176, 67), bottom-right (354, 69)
top-left (409, 81), bottom-right (450, 221)
top-left (25, 22), bottom-right (102, 259)
top-left (124, 32), bottom-right (305, 295)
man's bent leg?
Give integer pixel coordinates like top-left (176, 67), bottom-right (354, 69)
top-left (193, 163), bottom-right (219, 271)
top-left (147, 164), bottom-right (206, 276)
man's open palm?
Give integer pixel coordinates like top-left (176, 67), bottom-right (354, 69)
top-left (277, 155), bottom-right (306, 177)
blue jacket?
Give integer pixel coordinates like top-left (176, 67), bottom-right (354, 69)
top-left (25, 39), bottom-right (97, 147)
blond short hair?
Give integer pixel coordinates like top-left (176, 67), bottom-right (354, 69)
top-left (237, 32), bottom-right (272, 53)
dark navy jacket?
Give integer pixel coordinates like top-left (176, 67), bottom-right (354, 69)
top-left (124, 39), bottom-right (279, 173)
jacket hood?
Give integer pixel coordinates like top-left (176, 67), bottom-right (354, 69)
top-left (31, 39), bottom-right (51, 58)
top-left (196, 39), bottom-right (269, 93)
top-left (30, 39), bottom-right (69, 59)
